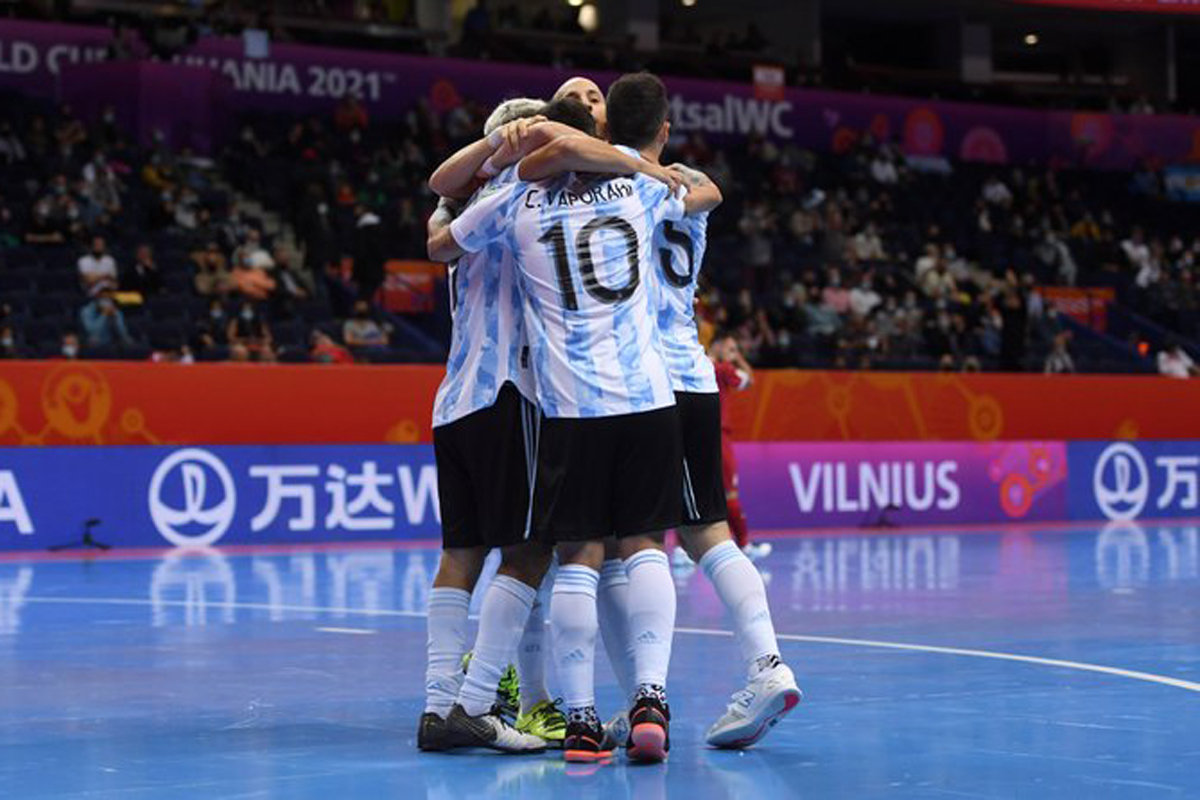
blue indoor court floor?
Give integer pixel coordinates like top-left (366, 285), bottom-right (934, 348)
top-left (0, 522), bottom-right (1197, 799)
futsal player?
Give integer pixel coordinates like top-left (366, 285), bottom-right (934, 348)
top-left (603, 73), bottom-right (801, 748)
top-left (419, 97), bottom-right (556, 755)
top-left (429, 94), bottom-right (705, 764)
top-left (711, 333), bottom-right (765, 559)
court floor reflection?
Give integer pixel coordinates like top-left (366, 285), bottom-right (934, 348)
top-left (0, 522), bottom-right (1196, 798)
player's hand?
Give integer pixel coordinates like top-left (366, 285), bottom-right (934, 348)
top-left (494, 115), bottom-right (546, 152)
top-left (641, 162), bottom-right (683, 195)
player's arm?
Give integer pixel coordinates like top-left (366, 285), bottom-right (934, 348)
top-left (480, 121), bottom-right (590, 176)
top-left (427, 116), bottom-right (544, 199)
top-left (517, 136), bottom-right (682, 194)
top-left (425, 197), bottom-right (463, 261)
top-left (669, 163), bottom-right (722, 214)
top-left (427, 180), bottom-right (518, 263)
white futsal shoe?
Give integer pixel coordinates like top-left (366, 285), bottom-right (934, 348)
top-left (741, 542), bottom-right (773, 561)
top-left (705, 663), bottom-right (802, 749)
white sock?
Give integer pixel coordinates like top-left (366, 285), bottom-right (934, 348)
top-left (424, 587), bottom-right (471, 717)
top-left (597, 558), bottom-right (637, 705)
top-left (458, 575), bottom-right (537, 717)
top-left (550, 564), bottom-right (600, 712)
top-left (699, 540), bottom-right (781, 676)
top-left (624, 549), bottom-right (676, 688)
top-left (517, 595), bottom-right (550, 716)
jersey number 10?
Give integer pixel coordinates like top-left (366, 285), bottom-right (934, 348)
top-left (539, 216), bottom-right (640, 311)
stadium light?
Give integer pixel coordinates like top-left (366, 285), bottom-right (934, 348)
top-left (568, 0), bottom-right (584, 7)
top-left (579, 3), bottom-right (599, 31)
top-left (682, 0), bottom-right (697, 6)
top-left (1024, 33), bottom-right (1039, 45)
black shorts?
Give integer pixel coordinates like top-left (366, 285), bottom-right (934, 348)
top-left (676, 391), bottom-right (729, 526)
top-left (533, 405), bottom-right (683, 542)
top-left (434, 383), bottom-right (536, 549)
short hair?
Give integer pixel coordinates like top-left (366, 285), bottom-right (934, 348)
top-left (539, 97), bottom-right (596, 137)
top-left (605, 72), bottom-right (668, 150)
top-left (483, 97), bottom-right (544, 136)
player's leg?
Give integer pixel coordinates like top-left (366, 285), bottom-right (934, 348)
top-left (421, 545), bottom-right (487, 750)
top-left (676, 391), bottom-right (800, 748)
top-left (551, 540), bottom-right (610, 762)
top-left (722, 435), bottom-right (760, 554)
top-left (448, 540), bottom-right (553, 752)
top-left (613, 405), bottom-right (684, 764)
top-left (596, 537), bottom-right (637, 705)
top-left (440, 385), bottom-right (549, 753)
top-left (531, 413), bottom-right (616, 763)
top-left (420, 419), bottom-right (487, 751)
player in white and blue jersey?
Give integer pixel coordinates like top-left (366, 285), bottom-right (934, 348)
top-left (419, 97), bottom-right (555, 756)
top-left (429, 91), bottom-right (708, 764)
top-left (605, 73), bottom-right (802, 749)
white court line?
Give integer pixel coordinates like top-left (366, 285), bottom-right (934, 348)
top-left (22, 596), bottom-right (1200, 694)
top-left (314, 626), bottom-right (377, 636)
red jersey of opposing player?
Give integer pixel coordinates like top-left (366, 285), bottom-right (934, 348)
top-left (713, 357), bottom-right (752, 546)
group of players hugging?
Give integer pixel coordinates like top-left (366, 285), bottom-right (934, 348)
top-left (419, 71), bottom-right (800, 764)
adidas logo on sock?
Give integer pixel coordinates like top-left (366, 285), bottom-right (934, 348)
top-left (636, 630), bottom-right (660, 644)
top-left (563, 648), bottom-right (587, 664)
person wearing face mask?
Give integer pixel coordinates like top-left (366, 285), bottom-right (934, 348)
top-left (226, 301), bottom-right (273, 360)
top-left (342, 300), bottom-right (388, 352)
top-left (80, 289), bottom-right (134, 351)
top-left (78, 236), bottom-right (119, 296)
top-left (58, 333), bottom-right (81, 360)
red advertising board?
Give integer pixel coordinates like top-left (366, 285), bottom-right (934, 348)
top-left (3, 362), bottom-right (1200, 447)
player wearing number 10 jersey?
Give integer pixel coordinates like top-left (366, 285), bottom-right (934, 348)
top-left (430, 90), bottom-right (708, 764)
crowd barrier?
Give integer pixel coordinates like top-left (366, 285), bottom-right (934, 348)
top-left (3, 362), bottom-right (1200, 549)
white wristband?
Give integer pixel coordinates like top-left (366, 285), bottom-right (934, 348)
top-left (487, 128), bottom-right (505, 149)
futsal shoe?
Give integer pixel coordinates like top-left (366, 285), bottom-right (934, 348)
top-left (705, 663), bottom-right (802, 749)
top-left (671, 546), bottom-right (694, 567)
top-left (516, 699), bottom-right (567, 748)
top-left (599, 710), bottom-right (630, 752)
top-left (417, 711), bottom-right (452, 751)
top-left (627, 696), bottom-right (670, 763)
top-left (443, 703), bottom-right (547, 754)
top-left (461, 652), bottom-right (520, 722)
top-left (562, 719), bottom-right (613, 763)
top-left (741, 542), bottom-right (772, 561)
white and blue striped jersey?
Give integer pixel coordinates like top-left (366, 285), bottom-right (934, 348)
top-left (450, 151), bottom-right (685, 418)
top-left (652, 208), bottom-right (718, 393)
top-left (432, 168), bottom-right (535, 428)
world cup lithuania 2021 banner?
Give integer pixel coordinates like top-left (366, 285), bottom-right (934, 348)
top-left (2, 19), bottom-right (1199, 168)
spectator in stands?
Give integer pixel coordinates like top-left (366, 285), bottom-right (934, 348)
top-left (982, 174), bottom-right (1013, 207)
top-left (193, 241), bottom-right (232, 297)
top-left (80, 289), bottom-right (134, 350)
top-left (78, 236), bottom-right (119, 296)
top-left (869, 150), bottom-right (898, 185)
top-left (0, 326), bottom-right (21, 359)
top-left (59, 332), bottom-right (81, 360)
top-left (226, 301), bottom-right (274, 360)
top-left (849, 273), bottom-right (882, 318)
top-left (352, 204), bottom-right (385, 303)
top-left (335, 94), bottom-right (369, 132)
top-left (342, 300), bottom-right (389, 351)
top-left (852, 221), bottom-right (887, 261)
top-left (999, 286), bottom-right (1028, 371)
top-left (231, 249), bottom-right (277, 301)
top-left (1044, 332), bottom-right (1076, 374)
top-left (270, 246), bottom-right (313, 318)
top-left (121, 244), bottom-right (161, 296)
top-left (922, 259), bottom-right (957, 301)
top-left (1157, 341), bottom-right (1197, 379)
top-left (310, 330), bottom-right (354, 364)
top-left (0, 121), bottom-right (26, 164)
top-left (738, 198), bottom-right (776, 291)
top-left (1122, 226), bottom-right (1152, 273)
